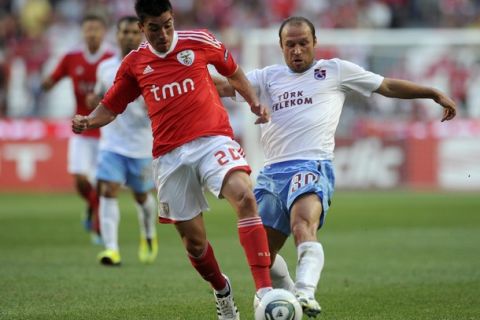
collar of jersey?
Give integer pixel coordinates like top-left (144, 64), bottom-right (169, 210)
top-left (287, 59), bottom-right (318, 75)
top-left (148, 31), bottom-right (179, 58)
top-left (82, 43), bottom-right (109, 64)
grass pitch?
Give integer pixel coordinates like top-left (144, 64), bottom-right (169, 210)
top-left (0, 191), bottom-right (479, 319)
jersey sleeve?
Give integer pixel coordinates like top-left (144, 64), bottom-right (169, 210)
top-left (49, 54), bottom-right (69, 83)
top-left (202, 30), bottom-right (238, 77)
top-left (336, 58), bottom-right (384, 97)
top-left (101, 59), bottom-right (141, 114)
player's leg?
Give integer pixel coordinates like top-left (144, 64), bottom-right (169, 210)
top-left (175, 216), bottom-right (239, 320)
top-left (200, 137), bottom-right (272, 299)
top-left (133, 191), bottom-right (157, 263)
top-left (152, 146), bottom-right (238, 320)
top-left (68, 136), bottom-right (100, 240)
top-left (287, 160), bottom-right (335, 317)
top-left (95, 150), bottom-right (128, 265)
top-left (125, 156), bottom-right (157, 263)
top-left (221, 170), bottom-right (273, 297)
top-left (254, 168), bottom-right (299, 298)
top-left (265, 227), bottom-right (294, 292)
top-left (290, 193), bottom-right (324, 316)
top-left (96, 179), bottom-right (122, 265)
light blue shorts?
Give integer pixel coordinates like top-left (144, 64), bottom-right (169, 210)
top-left (96, 150), bottom-right (154, 193)
top-left (254, 160), bottom-right (335, 236)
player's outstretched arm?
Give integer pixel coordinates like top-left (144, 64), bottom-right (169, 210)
top-left (226, 67), bottom-right (270, 124)
top-left (375, 78), bottom-right (457, 122)
top-left (72, 103), bottom-right (116, 134)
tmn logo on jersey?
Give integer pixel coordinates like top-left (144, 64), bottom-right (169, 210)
top-left (314, 68), bottom-right (327, 80)
top-left (150, 78), bottom-right (195, 101)
top-left (177, 50), bottom-right (195, 66)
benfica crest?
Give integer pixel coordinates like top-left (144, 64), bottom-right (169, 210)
top-left (177, 50), bottom-right (195, 66)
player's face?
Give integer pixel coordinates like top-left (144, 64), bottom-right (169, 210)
top-left (82, 20), bottom-right (106, 53)
top-left (139, 11), bottom-right (174, 53)
top-left (280, 23), bottom-right (317, 73)
top-left (117, 21), bottom-right (143, 57)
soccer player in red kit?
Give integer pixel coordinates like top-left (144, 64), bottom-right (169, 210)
top-left (42, 13), bottom-right (114, 241)
top-left (72, 1), bottom-right (272, 319)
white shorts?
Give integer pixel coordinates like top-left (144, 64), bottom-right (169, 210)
top-left (67, 135), bottom-right (99, 180)
top-left (152, 136), bottom-right (250, 223)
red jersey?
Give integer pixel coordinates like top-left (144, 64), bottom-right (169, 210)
top-left (50, 46), bottom-right (114, 138)
top-left (102, 30), bottom-right (238, 158)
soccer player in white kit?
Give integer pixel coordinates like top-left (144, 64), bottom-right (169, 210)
top-left (90, 16), bottom-right (157, 266)
top-left (216, 16), bottom-right (456, 318)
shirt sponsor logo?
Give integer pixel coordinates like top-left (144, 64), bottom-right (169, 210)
top-left (177, 50), bottom-right (195, 66)
top-left (272, 90), bottom-right (313, 112)
top-left (150, 78), bottom-right (195, 101)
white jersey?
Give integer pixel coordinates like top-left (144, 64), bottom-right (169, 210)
top-left (239, 58), bottom-right (383, 165)
top-left (95, 56), bottom-right (153, 158)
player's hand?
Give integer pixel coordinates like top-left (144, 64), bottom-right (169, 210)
top-left (72, 115), bottom-right (89, 134)
top-left (250, 102), bottom-right (270, 124)
top-left (435, 93), bottom-right (457, 122)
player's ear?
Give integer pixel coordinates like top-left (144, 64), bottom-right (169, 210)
top-left (137, 21), bottom-right (144, 32)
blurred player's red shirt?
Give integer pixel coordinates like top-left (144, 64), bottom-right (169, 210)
top-left (102, 30), bottom-right (237, 158)
top-left (51, 47), bottom-right (114, 138)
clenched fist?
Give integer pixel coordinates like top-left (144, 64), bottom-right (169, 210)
top-left (72, 115), bottom-right (90, 134)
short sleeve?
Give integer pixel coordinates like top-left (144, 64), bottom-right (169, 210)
top-left (337, 59), bottom-right (384, 97)
top-left (101, 60), bottom-right (141, 114)
top-left (202, 30), bottom-right (238, 77)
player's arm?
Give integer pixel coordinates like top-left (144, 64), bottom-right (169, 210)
top-left (212, 76), bottom-right (235, 97)
top-left (375, 78), bottom-right (456, 122)
top-left (42, 54), bottom-right (68, 91)
top-left (226, 67), bottom-right (269, 124)
top-left (41, 76), bottom-right (56, 91)
top-left (72, 104), bottom-right (116, 134)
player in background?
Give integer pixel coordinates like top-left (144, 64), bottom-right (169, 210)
top-left (87, 16), bottom-right (157, 266)
top-left (72, 1), bottom-right (272, 319)
top-left (215, 16), bottom-right (456, 318)
top-left (42, 13), bottom-right (114, 242)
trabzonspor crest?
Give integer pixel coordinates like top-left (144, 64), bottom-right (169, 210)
top-left (177, 50), bottom-right (195, 66)
top-left (314, 68), bottom-right (326, 80)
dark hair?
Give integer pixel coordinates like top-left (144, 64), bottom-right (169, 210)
top-left (117, 16), bottom-right (139, 30)
top-left (82, 12), bottom-right (107, 26)
top-left (135, 0), bottom-right (173, 23)
top-left (278, 16), bottom-right (316, 41)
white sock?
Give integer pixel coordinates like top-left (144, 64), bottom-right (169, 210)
top-left (295, 241), bottom-right (324, 298)
top-left (135, 193), bottom-right (157, 239)
top-left (99, 196), bottom-right (120, 251)
top-left (270, 254), bottom-right (295, 292)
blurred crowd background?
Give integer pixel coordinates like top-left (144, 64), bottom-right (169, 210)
top-left (1, 0), bottom-right (480, 119)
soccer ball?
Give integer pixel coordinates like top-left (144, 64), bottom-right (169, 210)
top-left (254, 289), bottom-right (303, 320)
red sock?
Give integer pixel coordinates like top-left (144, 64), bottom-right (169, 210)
top-left (87, 189), bottom-right (100, 233)
top-left (188, 242), bottom-right (227, 291)
top-left (78, 182), bottom-right (100, 233)
top-left (238, 217), bottom-right (272, 290)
